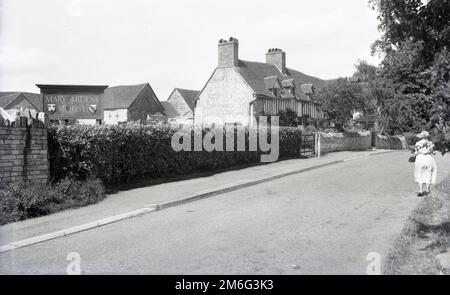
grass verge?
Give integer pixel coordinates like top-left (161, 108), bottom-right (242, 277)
top-left (383, 178), bottom-right (450, 274)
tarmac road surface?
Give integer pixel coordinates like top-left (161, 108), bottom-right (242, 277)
top-left (1, 151), bottom-right (449, 274)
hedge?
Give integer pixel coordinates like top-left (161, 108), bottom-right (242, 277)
top-left (48, 124), bottom-right (307, 190)
top-left (0, 178), bottom-right (105, 225)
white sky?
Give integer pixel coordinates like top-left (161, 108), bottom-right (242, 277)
top-left (0, 0), bottom-right (382, 100)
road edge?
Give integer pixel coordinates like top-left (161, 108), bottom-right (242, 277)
top-left (0, 150), bottom-right (396, 254)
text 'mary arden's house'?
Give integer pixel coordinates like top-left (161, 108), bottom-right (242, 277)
top-left (194, 37), bottom-right (326, 126)
top-left (103, 83), bottom-right (166, 125)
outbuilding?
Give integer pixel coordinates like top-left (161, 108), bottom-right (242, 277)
top-left (103, 83), bottom-right (166, 125)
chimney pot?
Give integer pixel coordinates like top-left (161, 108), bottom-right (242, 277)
top-left (218, 37), bottom-right (239, 68)
top-left (266, 48), bottom-right (286, 74)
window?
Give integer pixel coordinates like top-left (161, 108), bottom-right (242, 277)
top-left (271, 88), bottom-right (279, 97)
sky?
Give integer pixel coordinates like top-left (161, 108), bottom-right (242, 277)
top-left (0, 0), bottom-right (382, 100)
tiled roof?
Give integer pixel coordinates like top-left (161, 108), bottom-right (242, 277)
top-left (21, 92), bottom-right (43, 111)
top-left (281, 78), bottom-right (294, 88)
top-left (175, 88), bottom-right (199, 111)
top-left (0, 93), bottom-right (19, 108)
top-left (103, 84), bottom-right (148, 109)
top-left (0, 92), bottom-right (19, 98)
top-left (263, 76), bottom-right (280, 90)
top-left (300, 83), bottom-right (315, 95)
top-left (160, 101), bottom-right (179, 118)
top-left (285, 68), bottom-right (327, 89)
top-left (236, 60), bottom-right (324, 102)
top-left (0, 92), bottom-right (42, 111)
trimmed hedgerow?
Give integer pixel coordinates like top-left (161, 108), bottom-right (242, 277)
top-left (48, 124), bottom-right (306, 190)
top-left (0, 178), bottom-right (105, 225)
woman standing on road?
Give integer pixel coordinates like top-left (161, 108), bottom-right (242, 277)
top-left (414, 131), bottom-right (437, 196)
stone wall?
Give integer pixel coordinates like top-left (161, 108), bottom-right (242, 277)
top-left (318, 131), bottom-right (372, 155)
top-left (0, 116), bottom-right (48, 186)
top-left (194, 67), bottom-right (254, 126)
top-left (375, 134), bottom-right (406, 150)
top-left (167, 89), bottom-right (193, 119)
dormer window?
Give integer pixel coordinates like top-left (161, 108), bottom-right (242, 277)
top-left (271, 88), bottom-right (279, 97)
top-left (264, 76), bottom-right (281, 98)
top-left (281, 78), bottom-right (295, 97)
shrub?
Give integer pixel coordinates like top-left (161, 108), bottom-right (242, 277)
top-left (0, 178), bottom-right (105, 225)
top-left (48, 124), bottom-right (306, 190)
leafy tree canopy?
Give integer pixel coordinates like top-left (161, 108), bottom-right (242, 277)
top-left (370, 0), bottom-right (450, 152)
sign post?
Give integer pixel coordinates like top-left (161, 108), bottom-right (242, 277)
top-left (36, 85), bottom-right (108, 123)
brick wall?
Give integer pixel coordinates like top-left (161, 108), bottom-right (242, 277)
top-left (0, 118), bottom-right (48, 186)
top-left (318, 131), bottom-right (372, 155)
top-left (375, 134), bottom-right (406, 150)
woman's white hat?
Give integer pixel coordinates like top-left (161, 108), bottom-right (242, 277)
top-left (416, 130), bottom-right (430, 139)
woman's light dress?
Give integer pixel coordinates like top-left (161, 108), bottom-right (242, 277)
top-left (414, 139), bottom-right (437, 185)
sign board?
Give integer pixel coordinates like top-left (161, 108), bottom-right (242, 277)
top-left (36, 85), bottom-right (108, 120)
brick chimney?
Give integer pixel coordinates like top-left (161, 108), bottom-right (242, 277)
top-left (218, 37), bottom-right (239, 68)
top-left (266, 48), bottom-right (286, 74)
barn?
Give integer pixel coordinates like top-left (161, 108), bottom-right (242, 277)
top-left (103, 83), bottom-right (166, 125)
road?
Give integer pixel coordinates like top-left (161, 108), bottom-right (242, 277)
top-left (1, 151), bottom-right (449, 274)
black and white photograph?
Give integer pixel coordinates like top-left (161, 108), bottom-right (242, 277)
top-left (0, 0), bottom-right (450, 286)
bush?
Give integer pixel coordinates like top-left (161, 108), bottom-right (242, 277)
top-left (0, 178), bottom-right (105, 225)
top-left (48, 124), bottom-right (306, 190)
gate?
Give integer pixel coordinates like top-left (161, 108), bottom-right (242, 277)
top-left (300, 133), bottom-right (316, 157)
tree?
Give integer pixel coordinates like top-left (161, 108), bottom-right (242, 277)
top-left (370, 0), bottom-right (450, 152)
top-left (257, 108), bottom-right (300, 127)
top-left (317, 78), bottom-right (366, 131)
top-left (376, 40), bottom-right (434, 133)
top-left (278, 109), bottom-right (300, 127)
top-left (352, 60), bottom-right (383, 130)
top-left (353, 60), bottom-right (377, 82)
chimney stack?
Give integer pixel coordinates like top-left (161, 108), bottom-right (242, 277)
top-left (266, 48), bottom-right (286, 74)
top-left (218, 37), bottom-right (239, 68)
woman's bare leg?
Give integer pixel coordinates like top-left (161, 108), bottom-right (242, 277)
top-left (418, 183), bottom-right (424, 196)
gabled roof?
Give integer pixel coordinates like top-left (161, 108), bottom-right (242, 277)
top-left (160, 101), bottom-right (180, 118)
top-left (263, 76), bottom-right (280, 89)
top-left (103, 83), bottom-right (148, 109)
top-left (0, 92), bottom-right (18, 98)
top-left (281, 78), bottom-right (294, 88)
top-left (0, 92), bottom-right (42, 111)
top-left (173, 88), bottom-right (199, 111)
top-left (285, 68), bottom-right (327, 89)
top-left (237, 60), bottom-right (319, 101)
top-left (21, 92), bottom-right (42, 111)
top-left (0, 93), bottom-right (19, 108)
